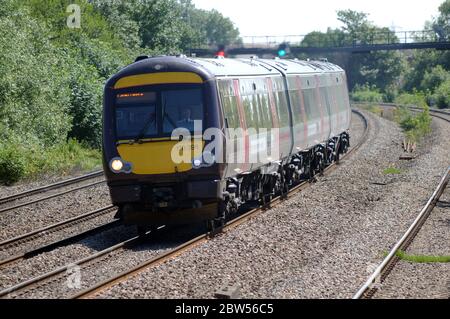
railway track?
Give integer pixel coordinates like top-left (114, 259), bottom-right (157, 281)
top-left (353, 102), bottom-right (450, 124)
top-left (352, 102), bottom-right (450, 299)
top-left (0, 231), bottom-right (145, 298)
top-left (0, 170), bottom-right (105, 214)
top-left (353, 167), bottom-right (450, 299)
top-left (67, 110), bottom-right (370, 299)
top-left (0, 205), bottom-right (117, 266)
top-left (410, 106), bottom-right (450, 123)
top-left (0, 110), bottom-right (368, 299)
top-left (0, 220), bottom-right (120, 268)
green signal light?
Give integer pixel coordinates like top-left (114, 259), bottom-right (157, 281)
top-left (278, 49), bottom-right (287, 57)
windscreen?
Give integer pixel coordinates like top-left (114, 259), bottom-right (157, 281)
top-left (115, 87), bottom-right (204, 140)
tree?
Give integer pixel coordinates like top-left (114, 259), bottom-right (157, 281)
top-left (202, 9), bottom-right (241, 46)
top-left (299, 10), bottom-right (403, 92)
top-left (421, 65), bottom-right (450, 93)
top-left (301, 28), bottom-right (345, 47)
top-left (337, 10), bottom-right (372, 43)
top-left (434, 0), bottom-right (450, 41)
top-left (91, 0), bottom-right (142, 51)
top-left (403, 0), bottom-right (450, 98)
top-left (177, 0), bottom-right (241, 50)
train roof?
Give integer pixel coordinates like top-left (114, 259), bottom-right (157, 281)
top-left (109, 55), bottom-right (345, 87)
top-left (190, 57), bottom-right (344, 78)
top-left (258, 59), bottom-right (344, 75)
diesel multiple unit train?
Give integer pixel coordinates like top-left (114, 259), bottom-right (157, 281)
top-left (102, 56), bottom-right (351, 230)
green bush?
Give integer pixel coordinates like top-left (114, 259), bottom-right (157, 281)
top-left (28, 139), bottom-right (102, 176)
top-left (420, 65), bottom-right (450, 93)
top-left (383, 85), bottom-right (399, 103)
top-left (0, 145), bottom-right (26, 185)
top-left (395, 105), bottom-right (432, 144)
top-left (67, 63), bottom-right (104, 148)
top-left (395, 91), bottom-right (428, 108)
top-left (0, 139), bottom-right (101, 185)
top-left (433, 79), bottom-right (450, 109)
top-left (351, 84), bottom-right (384, 103)
top-left (0, 8), bottom-right (72, 147)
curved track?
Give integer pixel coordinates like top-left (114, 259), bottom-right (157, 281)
top-left (0, 110), bottom-right (369, 299)
top-left (70, 110), bottom-right (369, 299)
top-left (351, 103), bottom-right (450, 299)
top-left (353, 102), bottom-right (450, 124)
top-left (354, 167), bottom-right (450, 299)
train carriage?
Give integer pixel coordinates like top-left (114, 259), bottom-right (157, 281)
top-left (102, 55), bottom-right (351, 230)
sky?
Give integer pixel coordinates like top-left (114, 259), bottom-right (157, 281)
top-left (192, 0), bottom-right (444, 37)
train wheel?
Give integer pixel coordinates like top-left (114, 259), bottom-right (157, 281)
top-left (207, 217), bottom-right (225, 234)
top-left (281, 181), bottom-right (289, 199)
top-left (207, 220), bottom-right (215, 233)
top-left (260, 193), bottom-right (266, 206)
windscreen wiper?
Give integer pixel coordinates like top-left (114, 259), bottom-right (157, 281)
top-left (132, 113), bottom-right (156, 144)
top-left (163, 111), bottom-right (177, 130)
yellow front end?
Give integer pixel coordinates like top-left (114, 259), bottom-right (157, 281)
top-left (117, 139), bottom-right (204, 175)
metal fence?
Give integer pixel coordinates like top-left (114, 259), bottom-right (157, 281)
top-left (238, 30), bottom-right (446, 48)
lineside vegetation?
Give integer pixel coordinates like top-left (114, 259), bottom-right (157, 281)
top-left (0, 0), bottom-right (240, 184)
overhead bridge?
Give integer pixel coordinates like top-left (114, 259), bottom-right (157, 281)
top-left (190, 30), bottom-right (450, 56)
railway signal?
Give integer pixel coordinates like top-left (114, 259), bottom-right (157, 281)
top-left (216, 45), bottom-right (226, 57)
top-left (277, 43), bottom-right (289, 57)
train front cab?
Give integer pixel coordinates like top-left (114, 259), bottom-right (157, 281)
top-left (103, 69), bottom-right (224, 226)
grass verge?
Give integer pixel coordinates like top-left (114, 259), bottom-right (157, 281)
top-left (394, 105), bottom-right (432, 145)
top-left (355, 103), bottom-right (384, 117)
top-left (0, 139), bottom-right (101, 185)
top-left (383, 167), bottom-right (402, 175)
top-left (396, 250), bottom-right (450, 263)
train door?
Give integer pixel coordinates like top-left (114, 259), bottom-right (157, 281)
top-left (302, 76), bottom-right (321, 148)
top-left (315, 74), bottom-right (332, 142)
top-left (217, 79), bottom-right (243, 178)
top-left (328, 73), bottom-right (340, 137)
top-left (267, 77), bottom-right (292, 162)
top-left (287, 75), bottom-right (308, 152)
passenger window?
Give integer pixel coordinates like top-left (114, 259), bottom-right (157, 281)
top-left (302, 88), bottom-right (320, 121)
top-left (258, 93), bottom-right (272, 129)
top-left (289, 90), bottom-right (303, 125)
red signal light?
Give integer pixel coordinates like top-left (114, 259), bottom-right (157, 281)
top-left (216, 45), bottom-right (226, 58)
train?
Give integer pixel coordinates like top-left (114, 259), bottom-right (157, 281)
top-left (102, 55), bottom-right (351, 232)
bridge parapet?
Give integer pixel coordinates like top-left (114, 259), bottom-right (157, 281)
top-left (238, 30), bottom-right (447, 49)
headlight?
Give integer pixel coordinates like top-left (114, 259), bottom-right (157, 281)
top-left (110, 157), bottom-right (132, 174)
top-left (111, 159), bottom-right (124, 172)
top-left (192, 158), bottom-right (202, 169)
top-left (192, 151), bottom-right (216, 170)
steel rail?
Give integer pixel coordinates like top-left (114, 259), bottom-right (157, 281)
top-left (0, 232), bottom-right (146, 298)
top-left (0, 180), bottom-right (106, 214)
top-left (70, 110), bottom-right (369, 299)
top-left (352, 102), bottom-right (450, 123)
top-left (353, 167), bottom-right (450, 299)
top-left (0, 110), bottom-right (368, 299)
top-left (0, 220), bottom-right (121, 268)
top-left (0, 205), bottom-right (116, 253)
top-left (0, 170), bottom-right (103, 205)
